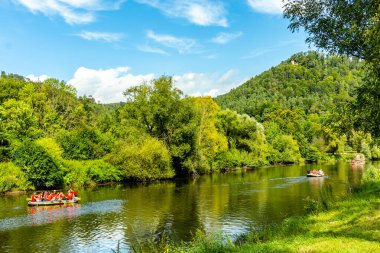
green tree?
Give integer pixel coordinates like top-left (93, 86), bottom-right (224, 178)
top-left (0, 99), bottom-right (40, 140)
top-left (193, 97), bottom-right (228, 172)
top-left (12, 141), bottom-right (63, 188)
top-left (56, 127), bottom-right (113, 160)
top-left (121, 76), bottom-right (199, 173)
top-left (106, 136), bottom-right (174, 180)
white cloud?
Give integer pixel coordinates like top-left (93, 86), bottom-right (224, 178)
top-left (26, 74), bottom-right (49, 82)
top-left (246, 0), bottom-right (284, 14)
top-left (68, 66), bottom-right (155, 103)
top-left (14, 0), bottom-right (125, 24)
top-left (68, 66), bottom-right (246, 103)
top-left (136, 0), bottom-right (227, 27)
top-left (137, 44), bottom-right (168, 55)
top-left (146, 30), bottom-right (198, 54)
top-left (76, 31), bottom-right (123, 42)
top-left (211, 32), bottom-right (243, 44)
top-left (173, 68), bottom-right (245, 97)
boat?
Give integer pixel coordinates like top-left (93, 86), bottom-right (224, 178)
top-left (306, 170), bottom-right (326, 177)
top-left (27, 198), bottom-right (80, 206)
top-left (351, 160), bottom-right (365, 165)
top-left (306, 173), bottom-right (325, 177)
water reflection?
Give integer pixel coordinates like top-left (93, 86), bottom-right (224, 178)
top-left (0, 161), bottom-right (377, 253)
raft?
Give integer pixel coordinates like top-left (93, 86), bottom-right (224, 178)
top-left (27, 198), bottom-right (80, 206)
top-left (306, 173), bottom-right (324, 177)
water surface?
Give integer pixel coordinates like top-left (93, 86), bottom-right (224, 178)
top-left (0, 161), bottom-right (374, 252)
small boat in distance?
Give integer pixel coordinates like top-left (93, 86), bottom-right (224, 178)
top-left (306, 169), bottom-right (325, 177)
top-left (351, 160), bottom-right (365, 165)
top-left (351, 153), bottom-right (365, 165)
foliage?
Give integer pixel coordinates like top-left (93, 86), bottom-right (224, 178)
top-left (212, 149), bottom-right (253, 171)
top-left (192, 97), bottom-right (228, 172)
top-left (12, 141), bottom-right (63, 188)
top-left (0, 162), bottom-right (33, 192)
top-left (56, 127), bottom-right (113, 160)
top-left (360, 165), bottom-right (380, 192)
top-left (215, 52), bottom-right (380, 162)
top-left (61, 159), bottom-right (121, 187)
top-left (0, 99), bottom-right (40, 140)
top-left (120, 76), bottom-right (199, 173)
top-left (106, 136), bottom-right (174, 181)
top-left (36, 137), bottom-right (121, 187)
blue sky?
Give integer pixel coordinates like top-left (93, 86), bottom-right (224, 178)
top-left (0, 0), bottom-right (309, 103)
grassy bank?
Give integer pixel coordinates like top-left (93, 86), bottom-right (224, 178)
top-left (155, 166), bottom-right (380, 253)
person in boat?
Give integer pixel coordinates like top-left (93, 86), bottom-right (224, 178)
top-left (37, 193), bottom-right (43, 202)
top-left (58, 192), bottom-right (66, 200)
top-left (318, 169), bottom-right (324, 175)
top-left (30, 192), bottom-right (37, 202)
top-left (66, 190), bottom-right (75, 200)
top-left (43, 191), bottom-right (49, 201)
top-left (48, 190), bottom-right (58, 201)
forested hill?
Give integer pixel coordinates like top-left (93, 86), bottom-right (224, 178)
top-left (215, 51), bottom-right (364, 122)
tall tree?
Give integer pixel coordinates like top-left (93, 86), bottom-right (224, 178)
top-left (121, 76), bottom-right (199, 173)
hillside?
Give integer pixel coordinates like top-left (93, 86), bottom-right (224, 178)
top-left (215, 52), bottom-right (380, 162)
top-left (216, 51), bottom-right (364, 121)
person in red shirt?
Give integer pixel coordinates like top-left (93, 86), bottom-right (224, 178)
top-left (66, 191), bottom-right (73, 200)
top-left (43, 191), bottom-right (49, 201)
top-left (30, 192), bottom-right (36, 202)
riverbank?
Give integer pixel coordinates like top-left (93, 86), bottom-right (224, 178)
top-left (164, 166), bottom-right (380, 253)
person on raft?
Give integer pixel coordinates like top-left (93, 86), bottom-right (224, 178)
top-left (30, 190), bottom-right (78, 202)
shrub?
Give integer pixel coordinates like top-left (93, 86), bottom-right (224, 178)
top-left (0, 162), bottom-right (33, 192)
top-left (61, 159), bottom-right (121, 187)
top-left (56, 128), bottom-right (113, 160)
top-left (12, 141), bottom-right (63, 188)
top-left (212, 149), bottom-right (253, 171)
top-left (107, 137), bottom-right (174, 180)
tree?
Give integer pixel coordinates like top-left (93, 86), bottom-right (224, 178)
top-left (0, 99), bottom-right (40, 140)
top-left (106, 136), bottom-right (174, 180)
top-left (284, 0), bottom-right (378, 60)
top-left (12, 141), bottom-right (63, 188)
top-left (284, 0), bottom-right (380, 136)
top-left (192, 97), bottom-right (228, 172)
top-left (121, 76), bottom-right (199, 173)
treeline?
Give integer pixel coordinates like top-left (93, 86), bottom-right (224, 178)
top-left (0, 72), bottom-right (266, 192)
top-left (0, 52), bottom-right (379, 192)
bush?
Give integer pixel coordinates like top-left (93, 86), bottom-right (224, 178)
top-left (36, 137), bottom-right (121, 187)
top-left (56, 128), bottom-right (113, 160)
top-left (12, 141), bottom-right (63, 188)
top-left (0, 162), bottom-right (33, 192)
top-left (61, 159), bottom-right (121, 187)
top-left (371, 145), bottom-right (380, 160)
top-left (360, 166), bottom-right (380, 192)
top-left (212, 149), bottom-right (253, 171)
top-left (107, 137), bottom-right (174, 180)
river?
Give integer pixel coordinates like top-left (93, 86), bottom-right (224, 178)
top-left (0, 161), bottom-right (374, 252)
